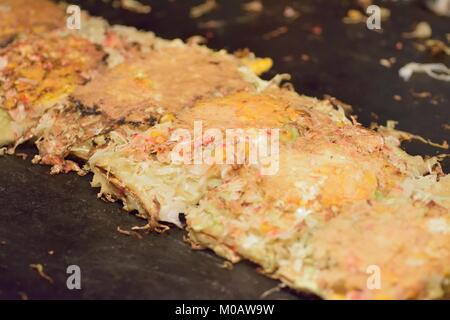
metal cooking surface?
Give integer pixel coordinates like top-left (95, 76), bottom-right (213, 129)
top-left (0, 0), bottom-right (448, 299)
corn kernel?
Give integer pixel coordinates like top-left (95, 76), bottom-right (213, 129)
top-left (244, 57), bottom-right (273, 76)
top-left (160, 113), bottom-right (176, 123)
top-left (149, 130), bottom-right (166, 138)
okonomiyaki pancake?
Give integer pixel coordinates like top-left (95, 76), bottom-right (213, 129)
top-left (0, 32), bottom-right (105, 147)
top-left (88, 87), bottom-right (359, 228)
top-left (0, 0), bottom-right (159, 58)
top-left (2, 0), bottom-right (448, 301)
top-left (181, 96), bottom-right (450, 299)
top-left (275, 179), bottom-right (450, 300)
top-left (33, 43), bottom-right (259, 173)
top-left (0, 0), bottom-right (65, 47)
top-left (0, 12), bottom-right (163, 149)
top-left (187, 167), bottom-right (450, 299)
top-left (181, 92), bottom-right (402, 258)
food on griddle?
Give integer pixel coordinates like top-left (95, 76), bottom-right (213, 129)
top-left (33, 43), bottom-right (259, 174)
top-left (87, 61), bottom-right (273, 228)
top-left (1, 0), bottom-right (449, 300)
top-left (0, 0), bottom-right (65, 47)
top-left (276, 179), bottom-right (450, 299)
top-left (186, 117), bottom-right (450, 299)
top-left (0, 7), bottom-right (162, 150)
top-left (0, 32), bottom-right (105, 147)
top-left (89, 86), bottom-right (450, 299)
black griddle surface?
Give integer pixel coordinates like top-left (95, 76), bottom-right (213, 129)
top-left (0, 0), bottom-right (449, 300)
